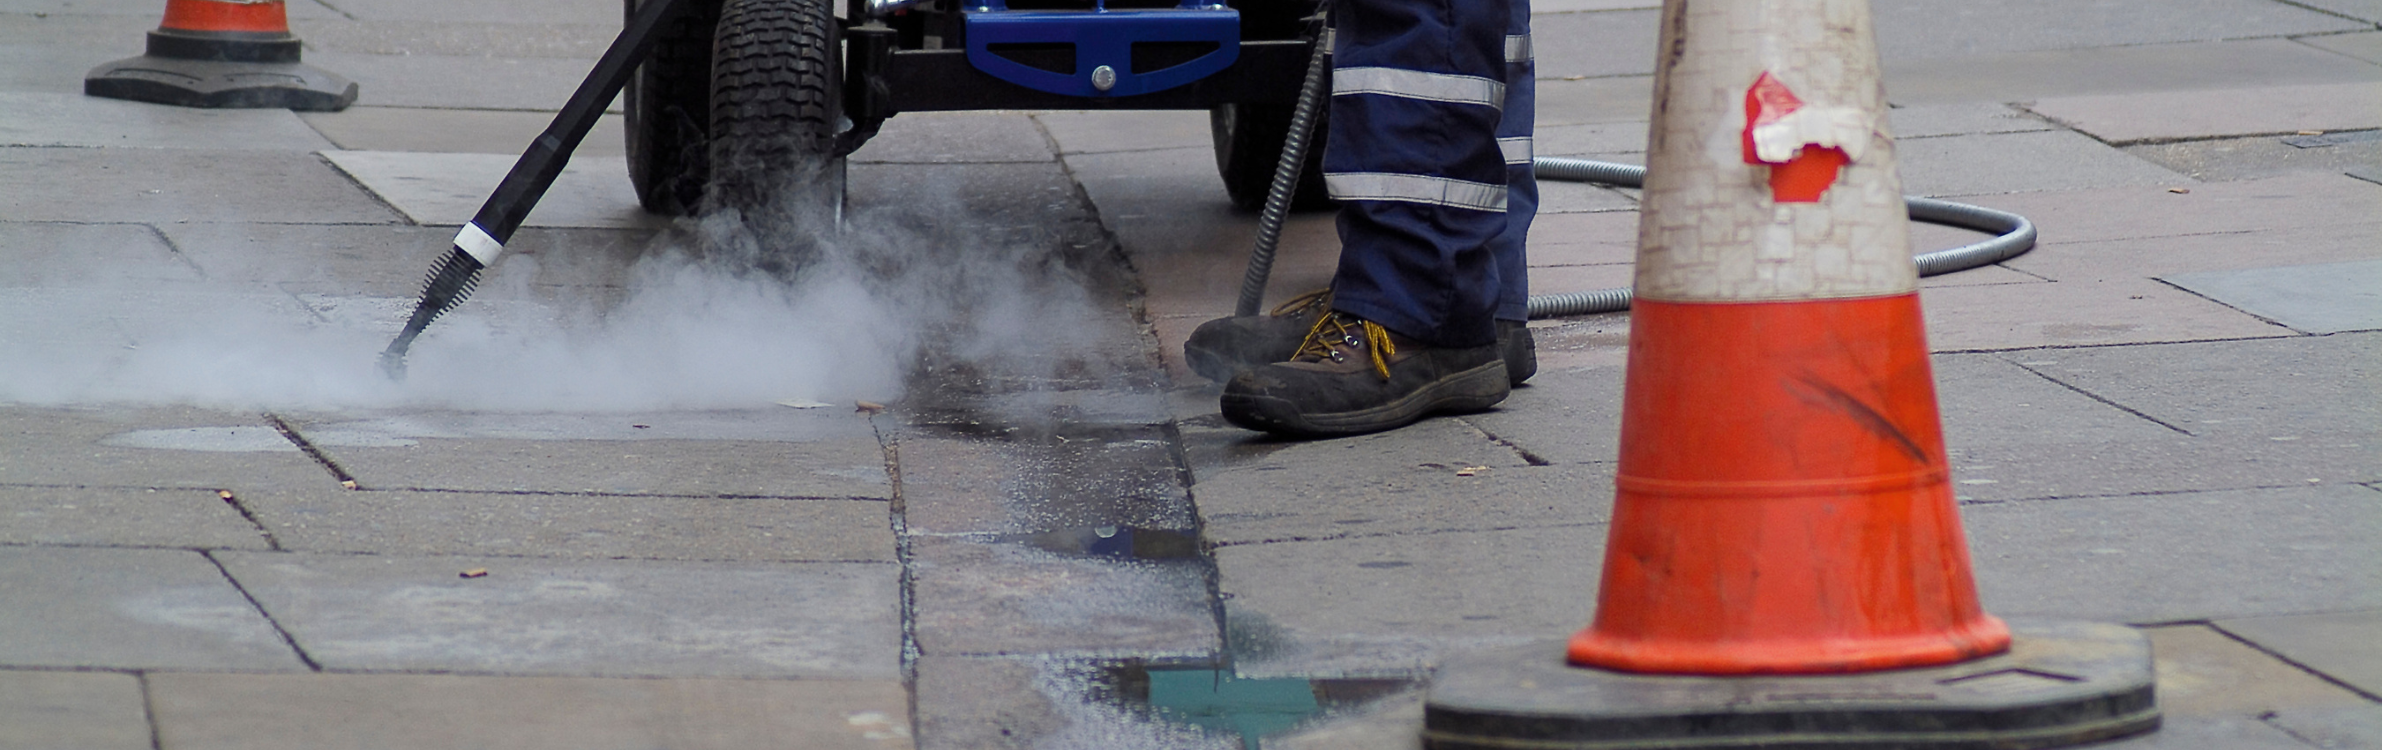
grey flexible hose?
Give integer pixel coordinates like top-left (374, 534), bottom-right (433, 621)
top-left (1522, 156), bottom-right (2038, 319)
top-left (1235, 17), bottom-right (1334, 317)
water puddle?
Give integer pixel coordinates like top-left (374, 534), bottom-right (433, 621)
top-left (1088, 661), bottom-right (1420, 749)
top-left (996, 525), bottom-right (1201, 560)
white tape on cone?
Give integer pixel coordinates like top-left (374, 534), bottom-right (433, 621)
top-left (453, 222), bottom-right (504, 266)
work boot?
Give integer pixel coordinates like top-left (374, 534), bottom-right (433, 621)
top-left (1221, 312), bottom-right (1510, 437)
top-left (1498, 318), bottom-right (1537, 386)
top-left (1187, 288), bottom-right (1540, 387)
top-left (1183, 288), bottom-right (1333, 383)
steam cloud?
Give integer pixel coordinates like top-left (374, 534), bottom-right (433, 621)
top-left (0, 186), bottom-right (1108, 413)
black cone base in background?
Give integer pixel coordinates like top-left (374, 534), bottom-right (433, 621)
top-left (1423, 620), bottom-right (2160, 750)
top-left (85, 31), bottom-right (356, 111)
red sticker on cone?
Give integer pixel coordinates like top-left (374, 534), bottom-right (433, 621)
top-left (1742, 72), bottom-right (1850, 203)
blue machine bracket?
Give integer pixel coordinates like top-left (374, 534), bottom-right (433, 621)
top-left (964, 5), bottom-right (1240, 98)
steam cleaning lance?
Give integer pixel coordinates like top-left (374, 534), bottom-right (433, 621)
top-left (378, 0), bottom-right (695, 380)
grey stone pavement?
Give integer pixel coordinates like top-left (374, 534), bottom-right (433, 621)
top-left (1, 0), bottom-right (2378, 747)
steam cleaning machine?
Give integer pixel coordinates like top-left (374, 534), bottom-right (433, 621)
top-left (378, 0), bottom-right (2034, 377)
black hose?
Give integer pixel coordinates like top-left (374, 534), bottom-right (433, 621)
top-left (1235, 16), bottom-right (1334, 318)
top-left (1523, 156), bottom-right (2038, 319)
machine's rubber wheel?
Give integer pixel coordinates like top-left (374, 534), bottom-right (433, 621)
top-left (1211, 102), bottom-right (1333, 211)
top-left (708, 0), bottom-right (845, 241)
top-left (624, 0), bottom-right (720, 216)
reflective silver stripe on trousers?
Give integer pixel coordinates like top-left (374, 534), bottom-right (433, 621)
top-left (1332, 67), bottom-right (1505, 108)
top-left (1506, 34), bottom-right (1531, 63)
top-left (1326, 172), bottom-right (1509, 212)
top-left (1498, 136), bottom-right (1533, 165)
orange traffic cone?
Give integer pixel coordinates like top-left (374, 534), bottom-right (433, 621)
top-left (1420, 1), bottom-right (2157, 747)
top-left (1559, 0), bottom-right (2007, 676)
top-left (86, 0), bottom-right (357, 111)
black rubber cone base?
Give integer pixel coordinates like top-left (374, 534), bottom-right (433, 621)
top-left (86, 55), bottom-right (357, 111)
top-left (1424, 620), bottom-right (2159, 750)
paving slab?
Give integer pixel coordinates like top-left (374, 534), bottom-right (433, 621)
top-left (1453, 365), bottom-right (1624, 467)
top-left (2303, 30), bottom-right (2382, 65)
top-left (0, 147), bottom-right (402, 225)
top-left (912, 654), bottom-right (1235, 749)
top-left (896, 432), bottom-right (1193, 537)
top-left (302, 432), bottom-right (891, 498)
top-left (1894, 130), bottom-right (2187, 197)
top-left (321, 150), bottom-right (659, 230)
top-left (2141, 625), bottom-right (2376, 717)
top-left (1884, 39), bottom-right (2382, 105)
top-left (0, 221), bottom-right (200, 288)
top-left (1033, 110), bottom-right (1211, 155)
top-left (1964, 484), bottom-right (2382, 623)
top-left (0, 546), bottom-right (305, 670)
top-left (1917, 272), bottom-right (2288, 352)
top-left (293, 19), bottom-right (616, 58)
top-left (912, 655), bottom-right (1069, 750)
top-left (1888, 102), bottom-right (2058, 139)
top-left (0, 484), bottom-right (270, 549)
top-left (2018, 332), bottom-right (2382, 450)
top-left (1870, 0), bottom-right (2369, 62)
top-left (851, 111), bottom-right (1055, 164)
top-left (2007, 221), bottom-right (2382, 296)
top-left (1535, 121), bottom-right (1647, 157)
top-left (1970, 171), bottom-right (2382, 245)
top-left (2258, 706), bottom-right (2382, 750)
top-left (246, 488), bottom-right (890, 561)
top-left (2295, 0), bottom-right (2382, 23)
top-left (300, 106), bottom-right (624, 156)
top-left (2162, 258), bottom-right (2382, 334)
top-left (1531, 76), bottom-right (1655, 126)
top-left (1532, 0), bottom-right (1657, 12)
top-left (304, 50), bottom-right (606, 111)
top-left (160, 221), bottom-right (651, 298)
top-left (1198, 461), bottom-right (1609, 548)
top-left (0, 407), bottom-right (339, 491)
top-left (1528, 10), bottom-right (1657, 81)
top-left (308, 0), bottom-right (617, 26)
top-left (2214, 610), bottom-right (2382, 699)
top-left (0, 670), bottom-right (151, 750)
top-left (1925, 353), bottom-right (2335, 503)
top-left (147, 672), bottom-right (914, 750)
top-left (1182, 410), bottom-right (1529, 484)
top-left (214, 551), bottom-right (900, 678)
top-left (2127, 131), bottom-right (2382, 182)
top-left (0, 91), bottom-right (334, 150)
top-left (1215, 526), bottom-right (1602, 678)
top-left (2027, 82), bottom-right (2382, 144)
top-left (907, 536), bottom-right (1218, 658)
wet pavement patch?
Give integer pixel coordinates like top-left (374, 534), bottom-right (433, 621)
top-left (997, 525), bottom-right (1202, 560)
top-left (1091, 661), bottom-right (1419, 749)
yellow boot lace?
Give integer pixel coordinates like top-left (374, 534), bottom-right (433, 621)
top-left (1296, 313), bottom-right (1398, 379)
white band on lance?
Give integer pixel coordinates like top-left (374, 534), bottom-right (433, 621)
top-left (453, 222), bottom-right (504, 266)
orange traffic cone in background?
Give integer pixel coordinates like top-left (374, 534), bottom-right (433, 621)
top-left (1559, 0), bottom-right (2008, 674)
top-left (86, 0), bottom-right (357, 111)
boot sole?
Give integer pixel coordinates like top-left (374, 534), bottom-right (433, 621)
top-left (1221, 360), bottom-right (1511, 437)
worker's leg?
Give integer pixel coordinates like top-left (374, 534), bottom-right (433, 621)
top-left (1218, 0), bottom-right (1515, 437)
top-left (1321, 0), bottom-right (1513, 350)
top-left (1493, 0), bottom-right (1539, 382)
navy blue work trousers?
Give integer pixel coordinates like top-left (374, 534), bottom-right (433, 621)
top-left (1323, 0), bottom-right (1535, 349)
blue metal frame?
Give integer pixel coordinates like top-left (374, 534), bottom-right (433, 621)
top-left (963, 5), bottom-right (1240, 98)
